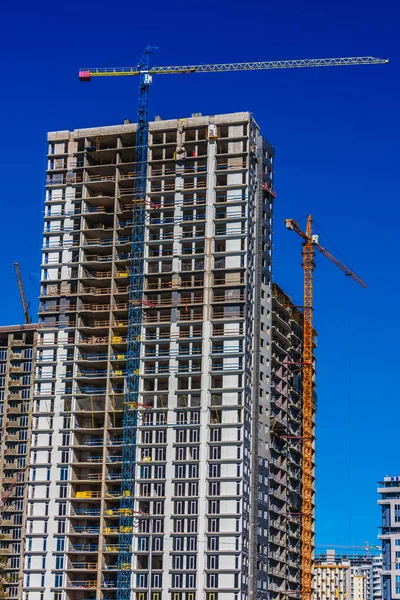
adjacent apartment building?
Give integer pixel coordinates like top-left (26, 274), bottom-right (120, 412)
top-left (314, 550), bottom-right (351, 600)
top-left (269, 283), bottom-right (316, 599)
top-left (372, 555), bottom-right (383, 600)
top-left (0, 324), bottom-right (37, 600)
top-left (378, 476), bottom-right (400, 600)
top-left (314, 551), bottom-right (383, 600)
top-left (22, 112), bottom-right (315, 600)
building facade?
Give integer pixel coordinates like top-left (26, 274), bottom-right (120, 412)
top-left (0, 324), bottom-right (37, 600)
top-left (352, 557), bottom-right (382, 600)
top-left (22, 112), bottom-right (280, 600)
top-left (372, 555), bottom-right (383, 600)
top-left (378, 476), bottom-right (400, 600)
top-left (269, 284), bottom-right (316, 600)
top-left (352, 572), bottom-right (367, 600)
top-left (314, 551), bottom-right (351, 600)
top-left (314, 551), bottom-right (382, 600)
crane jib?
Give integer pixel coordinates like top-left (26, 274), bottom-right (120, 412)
top-left (79, 56), bottom-right (388, 79)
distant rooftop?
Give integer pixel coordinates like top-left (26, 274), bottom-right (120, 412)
top-left (381, 476), bottom-right (400, 483)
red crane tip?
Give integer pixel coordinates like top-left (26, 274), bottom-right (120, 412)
top-left (79, 70), bottom-right (91, 82)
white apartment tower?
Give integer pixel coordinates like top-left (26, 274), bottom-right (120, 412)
top-left (378, 476), bottom-right (400, 600)
top-left (23, 113), bottom-right (280, 600)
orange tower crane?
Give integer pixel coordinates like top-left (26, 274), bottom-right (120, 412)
top-left (284, 215), bottom-right (367, 600)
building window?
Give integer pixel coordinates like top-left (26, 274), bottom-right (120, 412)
top-left (188, 501), bottom-right (198, 515)
top-left (154, 519), bottom-right (163, 533)
top-left (153, 537), bottom-right (163, 552)
top-left (175, 501), bottom-right (184, 515)
top-left (173, 537), bottom-right (183, 552)
top-left (189, 483), bottom-right (198, 496)
top-left (137, 574), bottom-right (148, 588)
top-left (188, 519), bottom-right (197, 533)
top-left (208, 537), bottom-right (219, 551)
top-left (176, 465), bottom-right (185, 478)
top-left (55, 555), bottom-right (64, 570)
top-left (188, 464), bottom-right (198, 478)
top-left (173, 574), bottom-right (183, 588)
top-left (174, 519), bottom-right (184, 533)
top-left (58, 503), bottom-right (66, 516)
top-left (57, 520), bottom-right (65, 534)
top-left (187, 537), bottom-right (197, 551)
top-left (56, 538), bottom-right (65, 552)
top-left (209, 519), bottom-right (219, 533)
top-left (173, 555), bottom-right (183, 570)
top-left (207, 574), bottom-right (218, 588)
top-left (152, 574), bottom-right (162, 588)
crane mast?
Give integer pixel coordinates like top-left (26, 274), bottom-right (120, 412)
top-left (301, 215), bottom-right (315, 599)
top-left (285, 215), bottom-right (366, 600)
top-left (79, 52), bottom-right (381, 600)
top-left (117, 47), bottom-right (154, 599)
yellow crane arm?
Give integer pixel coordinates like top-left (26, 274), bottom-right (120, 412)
top-left (79, 56), bottom-right (388, 79)
top-left (14, 262), bottom-right (32, 325)
top-left (315, 244), bottom-right (367, 289)
top-left (285, 218), bottom-right (367, 289)
top-left (284, 218), bottom-right (309, 242)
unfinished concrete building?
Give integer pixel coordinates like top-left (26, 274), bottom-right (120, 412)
top-left (0, 324), bottom-right (37, 600)
top-left (270, 284), bottom-right (316, 600)
top-left (22, 111), bottom-right (314, 600)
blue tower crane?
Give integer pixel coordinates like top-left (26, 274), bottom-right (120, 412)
top-left (115, 46), bottom-right (156, 599)
top-left (78, 50), bottom-right (387, 600)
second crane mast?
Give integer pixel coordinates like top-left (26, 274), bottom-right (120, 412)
top-left (79, 52), bottom-right (385, 600)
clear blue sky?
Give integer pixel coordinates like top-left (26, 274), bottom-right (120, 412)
top-left (2, 0), bottom-right (398, 549)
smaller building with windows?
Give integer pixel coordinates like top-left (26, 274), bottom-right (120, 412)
top-left (378, 476), bottom-right (400, 600)
top-left (0, 324), bottom-right (37, 600)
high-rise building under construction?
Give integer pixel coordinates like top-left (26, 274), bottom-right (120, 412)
top-left (0, 324), bottom-right (37, 600)
top-left (23, 112), bottom-right (315, 600)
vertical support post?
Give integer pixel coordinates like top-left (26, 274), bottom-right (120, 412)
top-left (301, 215), bottom-right (315, 600)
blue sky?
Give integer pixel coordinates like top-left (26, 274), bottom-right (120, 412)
top-left (1, 0), bottom-right (398, 549)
